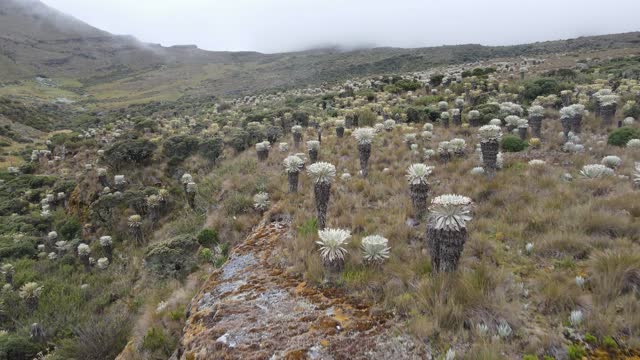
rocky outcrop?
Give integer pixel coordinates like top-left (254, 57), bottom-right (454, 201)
top-left (173, 216), bottom-right (427, 359)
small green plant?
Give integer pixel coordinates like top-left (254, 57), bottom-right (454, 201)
top-left (567, 344), bottom-right (586, 360)
top-left (196, 228), bottom-right (218, 246)
top-left (523, 355), bottom-right (539, 360)
top-left (297, 218), bottom-right (318, 237)
top-left (501, 135), bottom-right (528, 152)
top-left (198, 248), bottom-right (213, 263)
top-left (607, 127), bottom-right (640, 147)
top-left (584, 333), bottom-right (597, 344)
top-left (602, 335), bottom-right (618, 350)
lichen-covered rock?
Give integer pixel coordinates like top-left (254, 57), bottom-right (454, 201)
top-left (144, 234), bottom-right (199, 278)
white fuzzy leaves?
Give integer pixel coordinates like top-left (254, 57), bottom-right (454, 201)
top-left (253, 192), bottom-right (270, 211)
top-left (428, 194), bottom-right (473, 231)
top-left (353, 127), bottom-right (376, 145)
top-left (307, 162), bottom-right (336, 184)
top-left (283, 155), bottom-right (304, 173)
top-left (580, 164), bottom-right (614, 178)
top-left (478, 125), bottom-right (502, 142)
top-left (406, 164), bottom-right (434, 185)
top-left (361, 235), bottom-right (390, 263)
top-left (316, 228), bottom-right (351, 263)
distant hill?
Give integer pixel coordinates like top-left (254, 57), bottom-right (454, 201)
top-left (1, 0), bottom-right (640, 105)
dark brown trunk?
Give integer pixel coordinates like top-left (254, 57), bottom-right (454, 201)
top-left (453, 113), bottom-right (462, 126)
top-left (314, 182), bottom-right (331, 230)
top-left (426, 227), bottom-right (467, 273)
top-left (529, 115), bottom-right (542, 138)
top-left (561, 117), bottom-right (572, 139)
top-left (288, 171), bottom-right (299, 193)
top-left (480, 140), bottom-right (499, 171)
top-left (600, 105), bottom-right (615, 127)
top-left (410, 183), bottom-right (430, 220)
top-left (358, 143), bottom-right (371, 177)
top-left (571, 115), bottom-right (582, 134)
top-left (293, 133), bottom-right (302, 148)
top-left (336, 127), bottom-right (344, 138)
top-left (518, 127), bottom-right (528, 141)
top-left (257, 149), bottom-right (268, 161)
top-left (308, 149), bottom-right (318, 163)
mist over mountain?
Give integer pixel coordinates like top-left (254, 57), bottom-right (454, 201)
top-left (1, 0), bottom-right (640, 103)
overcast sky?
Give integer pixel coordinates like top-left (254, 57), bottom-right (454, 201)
top-left (42, 0), bottom-right (639, 54)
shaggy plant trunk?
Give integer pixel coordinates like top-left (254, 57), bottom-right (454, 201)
top-left (453, 113), bottom-right (462, 126)
top-left (469, 118), bottom-right (480, 127)
top-left (481, 140), bottom-right (499, 172)
top-left (561, 117), bottom-right (572, 140)
top-left (314, 182), bottom-right (331, 230)
top-left (102, 244), bottom-right (113, 263)
top-left (518, 127), bottom-right (528, 141)
top-left (130, 227), bottom-right (144, 245)
top-left (600, 105), bottom-right (615, 127)
top-left (571, 115), bottom-right (582, 134)
top-left (293, 133), bottom-right (302, 148)
top-left (410, 183), bottom-right (430, 220)
top-left (345, 118), bottom-right (353, 129)
top-left (336, 127), bottom-right (344, 138)
top-left (561, 94), bottom-right (571, 107)
top-left (257, 149), bottom-right (268, 161)
top-left (323, 258), bottom-right (344, 273)
top-left (187, 192), bottom-right (196, 209)
top-left (442, 118), bottom-right (450, 128)
top-left (149, 206), bottom-right (159, 225)
top-left (4, 272), bottom-right (12, 285)
top-left (358, 143), bottom-right (371, 177)
top-left (439, 150), bottom-right (450, 164)
top-left (287, 171), bottom-right (299, 193)
top-left (98, 175), bottom-right (109, 188)
top-left (308, 149), bottom-right (318, 163)
top-left (26, 297), bottom-right (39, 313)
top-left (506, 124), bottom-right (516, 133)
top-left (79, 254), bottom-right (91, 272)
top-left (529, 115), bottom-right (543, 138)
top-left (426, 227), bottom-right (468, 273)
top-left (30, 323), bottom-right (45, 342)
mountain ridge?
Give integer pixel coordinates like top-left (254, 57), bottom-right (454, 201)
top-left (1, 0), bottom-right (640, 105)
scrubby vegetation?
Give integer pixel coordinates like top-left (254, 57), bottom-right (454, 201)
top-left (1, 43), bottom-right (640, 360)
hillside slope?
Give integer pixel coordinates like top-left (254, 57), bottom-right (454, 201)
top-left (2, 0), bottom-right (640, 105)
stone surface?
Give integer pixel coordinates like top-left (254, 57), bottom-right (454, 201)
top-left (175, 218), bottom-right (428, 359)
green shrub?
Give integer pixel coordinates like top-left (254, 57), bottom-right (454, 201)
top-left (55, 312), bottom-right (131, 360)
top-left (162, 135), bottom-right (200, 162)
top-left (567, 344), bottom-right (586, 360)
top-left (103, 139), bottom-right (157, 169)
top-left (224, 193), bottom-right (252, 216)
top-left (523, 78), bottom-right (572, 101)
top-left (522, 355), bottom-right (539, 360)
top-left (607, 127), bottom-right (640, 147)
top-left (0, 239), bottom-right (36, 259)
top-left (56, 217), bottom-right (81, 240)
top-left (144, 235), bottom-right (199, 278)
top-left (196, 228), bottom-right (218, 246)
top-left (502, 135), bottom-right (528, 152)
top-left (142, 327), bottom-right (177, 356)
top-left (474, 103), bottom-right (500, 126)
top-left (0, 334), bottom-right (43, 360)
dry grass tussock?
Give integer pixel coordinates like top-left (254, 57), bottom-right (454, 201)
top-left (209, 114), bottom-right (640, 356)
